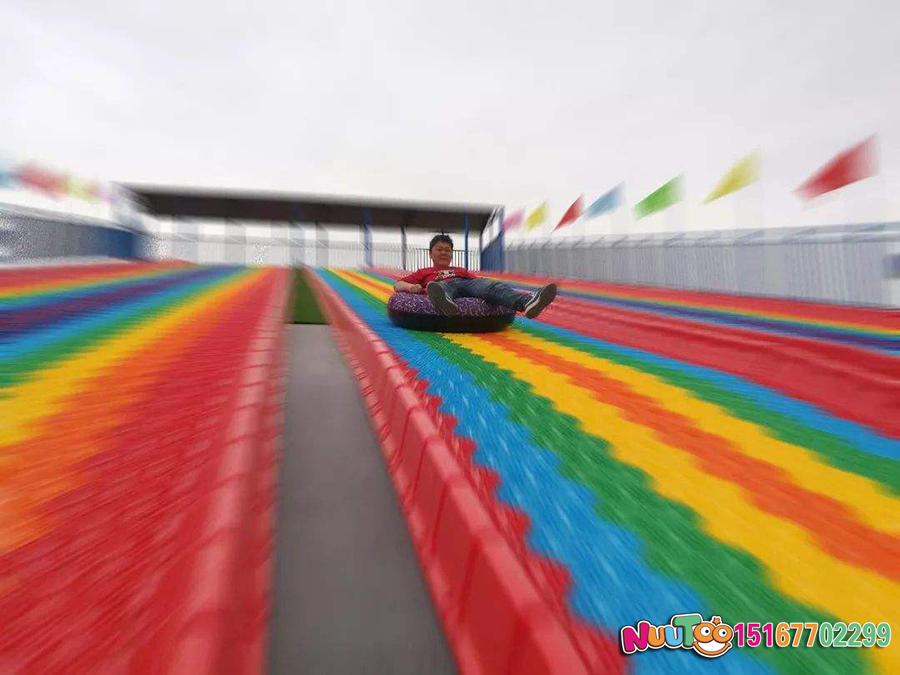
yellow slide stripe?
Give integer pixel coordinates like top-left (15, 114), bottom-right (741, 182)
top-left (448, 332), bottom-right (899, 673)
top-left (0, 269), bottom-right (259, 448)
top-left (502, 329), bottom-right (899, 535)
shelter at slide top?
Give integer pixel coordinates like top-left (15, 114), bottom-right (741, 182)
top-left (123, 183), bottom-right (503, 268)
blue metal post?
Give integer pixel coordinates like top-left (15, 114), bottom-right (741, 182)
top-left (317, 222), bottom-right (329, 267)
top-left (290, 205), bottom-right (302, 268)
top-left (478, 229), bottom-right (483, 270)
top-left (363, 209), bottom-right (372, 267)
top-left (463, 213), bottom-right (469, 269)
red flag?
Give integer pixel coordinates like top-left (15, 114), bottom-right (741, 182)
top-left (554, 195), bottom-right (584, 231)
top-left (795, 136), bottom-right (877, 200)
top-left (16, 164), bottom-right (65, 197)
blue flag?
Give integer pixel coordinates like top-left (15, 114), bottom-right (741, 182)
top-left (0, 167), bottom-right (15, 189)
top-left (585, 184), bottom-right (622, 218)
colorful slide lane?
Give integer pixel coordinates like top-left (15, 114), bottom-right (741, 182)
top-left (480, 271), bottom-right (900, 352)
top-left (312, 266), bottom-right (899, 675)
top-left (373, 267), bottom-right (900, 438)
top-left (1, 261), bottom-right (289, 673)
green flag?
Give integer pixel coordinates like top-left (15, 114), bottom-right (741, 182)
top-left (703, 152), bottom-right (759, 204)
top-left (634, 176), bottom-right (682, 219)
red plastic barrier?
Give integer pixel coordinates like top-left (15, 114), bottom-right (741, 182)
top-left (306, 268), bottom-right (625, 675)
top-left (138, 268), bottom-right (289, 675)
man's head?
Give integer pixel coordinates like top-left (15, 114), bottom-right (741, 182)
top-left (429, 234), bottom-right (454, 266)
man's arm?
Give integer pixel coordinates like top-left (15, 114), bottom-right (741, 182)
top-left (394, 280), bottom-right (424, 293)
top-left (394, 270), bottom-right (425, 293)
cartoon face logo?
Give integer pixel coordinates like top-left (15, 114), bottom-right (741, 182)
top-left (692, 616), bottom-right (733, 658)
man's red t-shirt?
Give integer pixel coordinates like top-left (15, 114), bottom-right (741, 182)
top-left (400, 265), bottom-right (476, 287)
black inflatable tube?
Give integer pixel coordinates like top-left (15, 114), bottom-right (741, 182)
top-left (388, 310), bottom-right (514, 333)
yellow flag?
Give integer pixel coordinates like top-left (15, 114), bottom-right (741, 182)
top-left (703, 152), bottom-right (760, 204)
top-left (62, 175), bottom-right (90, 201)
top-left (525, 201), bottom-right (548, 230)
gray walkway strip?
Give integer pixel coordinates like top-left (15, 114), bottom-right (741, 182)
top-left (268, 325), bottom-right (456, 675)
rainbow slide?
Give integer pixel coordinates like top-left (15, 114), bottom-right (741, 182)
top-left (0, 261), bottom-right (289, 673)
top-left (311, 266), bottom-right (899, 675)
top-left (1, 258), bottom-right (896, 674)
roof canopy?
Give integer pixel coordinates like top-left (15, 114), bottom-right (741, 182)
top-left (123, 184), bottom-right (499, 233)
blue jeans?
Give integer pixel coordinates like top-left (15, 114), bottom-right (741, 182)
top-left (439, 278), bottom-right (529, 311)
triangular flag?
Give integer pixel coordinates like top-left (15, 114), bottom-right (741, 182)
top-left (0, 167), bottom-right (16, 189)
top-left (65, 176), bottom-right (100, 202)
top-left (84, 181), bottom-right (102, 202)
top-left (57, 173), bottom-right (75, 197)
top-left (585, 184), bottom-right (622, 218)
top-left (795, 136), bottom-right (877, 200)
top-left (16, 163), bottom-right (65, 197)
top-left (502, 209), bottom-right (524, 232)
top-left (704, 152), bottom-right (759, 204)
top-left (634, 176), bottom-right (683, 219)
top-left (524, 201), bottom-right (548, 231)
top-left (96, 182), bottom-right (114, 203)
top-left (554, 196), bottom-right (584, 231)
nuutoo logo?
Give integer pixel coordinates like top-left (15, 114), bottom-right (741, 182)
top-left (620, 614), bottom-right (734, 658)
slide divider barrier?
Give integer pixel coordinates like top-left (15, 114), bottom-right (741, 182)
top-left (305, 268), bottom-right (624, 675)
top-left (161, 269), bottom-right (289, 674)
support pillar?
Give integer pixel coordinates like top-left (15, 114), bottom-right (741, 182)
top-left (316, 222), bottom-right (328, 267)
top-left (497, 207), bottom-right (506, 271)
top-left (400, 225), bottom-right (407, 270)
top-left (363, 209), bottom-right (372, 268)
top-left (179, 217), bottom-right (200, 264)
top-left (290, 222), bottom-right (301, 268)
top-left (478, 229), bottom-right (483, 271)
top-left (288, 206), bottom-right (302, 268)
top-left (463, 213), bottom-right (470, 270)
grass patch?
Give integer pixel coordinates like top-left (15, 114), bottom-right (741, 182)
top-left (289, 268), bottom-right (327, 324)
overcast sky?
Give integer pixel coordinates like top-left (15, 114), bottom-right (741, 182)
top-left (3, 0), bottom-right (899, 235)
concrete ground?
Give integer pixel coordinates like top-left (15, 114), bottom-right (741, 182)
top-left (268, 325), bottom-right (456, 675)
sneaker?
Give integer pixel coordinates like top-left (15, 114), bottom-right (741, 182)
top-left (427, 281), bottom-right (460, 316)
top-left (523, 283), bottom-right (557, 319)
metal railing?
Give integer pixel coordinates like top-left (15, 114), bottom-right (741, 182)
top-left (0, 204), bottom-right (483, 271)
top-left (5, 203), bottom-right (897, 307)
top-left (501, 223), bottom-right (900, 307)
top-left (1, 203), bottom-right (140, 263)
top-left (139, 232), bottom-right (481, 271)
